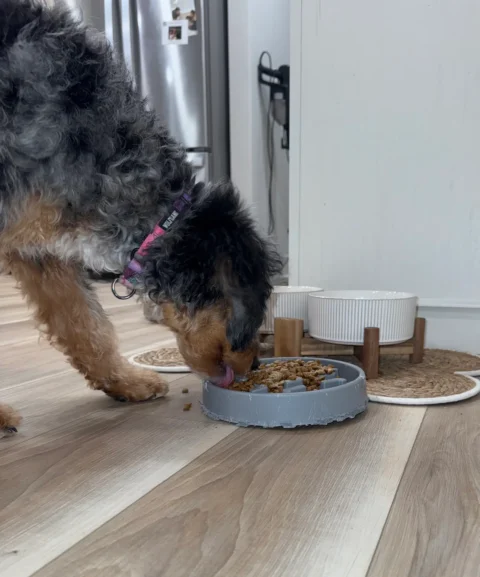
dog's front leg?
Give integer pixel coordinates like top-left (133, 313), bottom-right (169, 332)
top-left (9, 256), bottom-right (169, 403)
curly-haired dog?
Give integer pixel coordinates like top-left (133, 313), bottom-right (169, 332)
top-left (0, 0), bottom-right (282, 432)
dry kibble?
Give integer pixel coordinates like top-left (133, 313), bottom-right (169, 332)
top-left (182, 388), bottom-right (189, 394)
top-left (229, 359), bottom-right (335, 393)
top-left (183, 403), bottom-right (192, 411)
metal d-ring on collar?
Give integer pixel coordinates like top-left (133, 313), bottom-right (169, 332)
top-left (111, 277), bottom-right (136, 300)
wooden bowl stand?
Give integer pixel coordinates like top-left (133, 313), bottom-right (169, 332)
top-left (261, 317), bottom-right (426, 380)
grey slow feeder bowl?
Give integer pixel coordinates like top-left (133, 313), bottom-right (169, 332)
top-left (201, 357), bottom-right (368, 429)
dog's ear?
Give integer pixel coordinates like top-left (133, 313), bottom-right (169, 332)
top-left (219, 239), bottom-right (280, 351)
top-left (144, 181), bottom-right (283, 350)
top-left (226, 291), bottom-right (266, 351)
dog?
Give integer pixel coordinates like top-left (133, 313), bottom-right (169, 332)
top-left (0, 0), bottom-right (282, 432)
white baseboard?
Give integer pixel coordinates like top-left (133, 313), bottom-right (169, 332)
top-left (419, 298), bottom-right (480, 309)
top-left (419, 305), bottom-right (480, 354)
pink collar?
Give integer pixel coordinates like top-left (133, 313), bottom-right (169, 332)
top-left (111, 190), bottom-right (192, 300)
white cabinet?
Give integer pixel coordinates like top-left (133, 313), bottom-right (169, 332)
top-left (289, 0), bottom-right (480, 352)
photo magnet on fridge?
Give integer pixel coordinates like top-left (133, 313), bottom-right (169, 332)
top-left (162, 19), bottom-right (188, 45)
top-left (170, 0), bottom-right (198, 36)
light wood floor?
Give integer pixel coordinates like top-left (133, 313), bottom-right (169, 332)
top-left (0, 275), bottom-right (478, 577)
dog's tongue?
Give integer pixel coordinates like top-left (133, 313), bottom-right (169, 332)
top-left (210, 365), bottom-right (235, 388)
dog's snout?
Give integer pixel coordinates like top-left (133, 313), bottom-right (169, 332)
top-left (250, 356), bottom-right (260, 371)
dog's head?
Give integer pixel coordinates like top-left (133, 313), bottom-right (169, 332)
top-left (144, 181), bottom-right (282, 384)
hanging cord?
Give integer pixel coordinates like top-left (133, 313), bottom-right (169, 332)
top-left (259, 51), bottom-right (276, 235)
top-left (266, 99), bottom-right (275, 234)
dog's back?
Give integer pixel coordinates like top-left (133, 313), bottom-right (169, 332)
top-left (0, 0), bottom-right (191, 233)
top-left (0, 0), bottom-right (41, 45)
top-left (1, 1), bottom-right (97, 198)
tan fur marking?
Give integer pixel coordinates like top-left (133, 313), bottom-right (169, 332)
top-left (0, 197), bottom-right (64, 259)
top-left (8, 256), bottom-right (168, 402)
top-left (162, 303), bottom-right (257, 378)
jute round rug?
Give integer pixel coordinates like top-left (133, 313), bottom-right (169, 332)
top-left (363, 349), bottom-right (480, 405)
top-left (129, 348), bottom-right (191, 373)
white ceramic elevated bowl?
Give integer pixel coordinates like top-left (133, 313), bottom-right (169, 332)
top-left (261, 286), bottom-right (323, 333)
top-left (308, 290), bottom-right (418, 345)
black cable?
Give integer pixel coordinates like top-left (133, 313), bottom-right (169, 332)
top-left (259, 50), bottom-right (273, 73)
top-left (267, 99), bottom-right (275, 234)
top-left (259, 51), bottom-right (276, 234)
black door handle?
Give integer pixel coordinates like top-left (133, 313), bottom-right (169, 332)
top-left (185, 146), bottom-right (212, 153)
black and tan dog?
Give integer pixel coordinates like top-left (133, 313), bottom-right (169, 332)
top-left (0, 0), bottom-right (281, 431)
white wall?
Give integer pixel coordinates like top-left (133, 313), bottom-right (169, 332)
top-left (290, 0), bottom-right (480, 353)
top-left (228, 0), bottom-right (290, 262)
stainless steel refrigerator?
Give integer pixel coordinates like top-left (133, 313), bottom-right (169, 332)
top-left (61, 0), bottom-right (229, 183)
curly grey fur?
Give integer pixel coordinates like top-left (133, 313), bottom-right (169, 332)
top-left (0, 0), bottom-right (191, 256)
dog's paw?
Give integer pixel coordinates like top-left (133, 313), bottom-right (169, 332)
top-left (0, 404), bottom-right (22, 435)
top-left (101, 367), bottom-right (169, 403)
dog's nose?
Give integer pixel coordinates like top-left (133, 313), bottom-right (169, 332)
top-left (250, 356), bottom-right (260, 371)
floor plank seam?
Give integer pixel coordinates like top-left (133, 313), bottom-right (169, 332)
top-left (1, 374), bottom-right (189, 450)
top-left (364, 407), bottom-right (428, 577)
top-left (0, 317), bottom-right (32, 326)
top-left (29, 424), bottom-right (240, 577)
top-left (1, 339), bottom-right (176, 394)
top-left (0, 368), bottom-right (74, 393)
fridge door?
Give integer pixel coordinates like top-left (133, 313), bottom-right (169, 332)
top-left (105, 0), bottom-right (208, 153)
top-left (62, 0), bottom-right (105, 30)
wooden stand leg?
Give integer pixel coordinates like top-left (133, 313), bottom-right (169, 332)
top-left (274, 318), bottom-right (304, 357)
top-left (362, 327), bottom-right (380, 379)
top-left (410, 317), bottom-right (426, 364)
